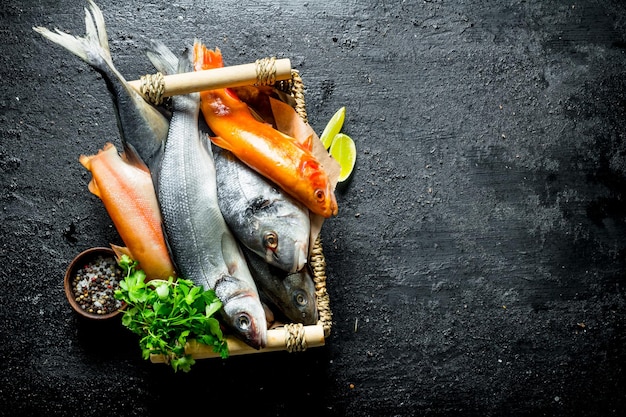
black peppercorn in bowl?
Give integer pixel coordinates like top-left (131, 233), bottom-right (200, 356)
top-left (64, 247), bottom-right (126, 320)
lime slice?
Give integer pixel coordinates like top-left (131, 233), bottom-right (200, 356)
top-left (329, 133), bottom-right (356, 182)
top-left (319, 107), bottom-right (346, 149)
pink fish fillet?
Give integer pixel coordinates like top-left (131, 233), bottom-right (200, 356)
top-left (79, 142), bottom-right (176, 281)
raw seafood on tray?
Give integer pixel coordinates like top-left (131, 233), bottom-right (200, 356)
top-left (34, 0), bottom-right (355, 371)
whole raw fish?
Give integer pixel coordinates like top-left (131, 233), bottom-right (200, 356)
top-left (33, 0), bottom-right (168, 175)
top-left (242, 246), bottom-right (318, 325)
top-left (147, 42), bottom-right (267, 350)
top-left (213, 146), bottom-right (310, 273)
top-left (193, 42), bottom-right (338, 218)
top-left (79, 143), bottom-right (176, 281)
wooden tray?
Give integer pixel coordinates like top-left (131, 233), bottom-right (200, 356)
top-left (145, 67), bottom-right (333, 363)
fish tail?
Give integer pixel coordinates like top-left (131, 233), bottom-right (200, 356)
top-left (33, 0), bottom-right (117, 77)
top-left (209, 135), bottom-right (234, 153)
top-left (178, 48), bottom-right (194, 75)
top-left (148, 42), bottom-right (198, 110)
top-left (146, 40), bottom-right (179, 76)
top-left (193, 40), bottom-right (224, 72)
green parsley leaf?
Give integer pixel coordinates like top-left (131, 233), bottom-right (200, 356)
top-left (114, 260), bottom-right (229, 372)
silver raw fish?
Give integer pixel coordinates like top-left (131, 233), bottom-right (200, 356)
top-left (33, 0), bottom-right (168, 174)
top-left (214, 147), bottom-right (311, 273)
top-left (242, 245), bottom-right (318, 325)
top-left (147, 42), bottom-right (267, 349)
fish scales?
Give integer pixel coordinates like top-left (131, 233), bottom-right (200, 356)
top-left (158, 99), bottom-right (223, 285)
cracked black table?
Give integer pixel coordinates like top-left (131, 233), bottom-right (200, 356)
top-left (1, 1), bottom-right (625, 416)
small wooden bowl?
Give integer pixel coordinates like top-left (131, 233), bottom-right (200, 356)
top-left (64, 247), bottom-right (126, 320)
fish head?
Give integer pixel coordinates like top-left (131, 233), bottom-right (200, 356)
top-left (245, 193), bottom-right (311, 273)
top-left (301, 159), bottom-right (338, 218)
top-left (281, 267), bottom-right (318, 325)
top-left (312, 179), bottom-right (338, 218)
top-left (260, 228), bottom-right (307, 273)
top-left (217, 278), bottom-right (268, 350)
top-left (259, 210), bottom-right (310, 273)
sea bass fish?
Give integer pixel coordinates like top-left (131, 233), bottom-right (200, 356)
top-left (193, 41), bottom-right (338, 218)
top-left (33, 0), bottom-right (168, 175)
top-left (79, 143), bottom-right (176, 281)
top-left (242, 246), bottom-right (318, 325)
top-left (214, 147), bottom-right (310, 273)
top-left (147, 42), bottom-right (267, 350)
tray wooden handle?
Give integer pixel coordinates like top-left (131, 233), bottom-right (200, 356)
top-left (128, 58), bottom-right (292, 100)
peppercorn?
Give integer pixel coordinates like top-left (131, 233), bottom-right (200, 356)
top-left (72, 255), bottom-right (124, 315)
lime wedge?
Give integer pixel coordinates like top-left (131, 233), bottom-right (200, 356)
top-left (329, 133), bottom-right (356, 182)
top-left (320, 107), bottom-right (346, 149)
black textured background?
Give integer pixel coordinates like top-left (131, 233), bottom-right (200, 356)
top-left (1, 1), bottom-right (626, 416)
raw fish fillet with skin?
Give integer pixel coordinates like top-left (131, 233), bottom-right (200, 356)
top-left (79, 143), bottom-right (176, 281)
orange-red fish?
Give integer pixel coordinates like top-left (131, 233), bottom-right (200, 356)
top-left (79, 143), bottom-right (176, 281)
top-left (193, 42), bottom-right (338, 218)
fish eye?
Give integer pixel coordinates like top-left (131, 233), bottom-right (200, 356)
top-left (294, 291), bottom-right (308, 307)
top-left (237, 313), bottom-right (251, 330)
top-left (315, 189), bottom-right (325, 202)
top-left (263, 231), bottom-right (278, 249)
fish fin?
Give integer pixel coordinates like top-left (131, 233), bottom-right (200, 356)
top-left (146, 40), bottom-right (179, 76)
top-left (110, 244), bottom-right (132, 262)
top-left (248, 107), bottom-right (266, 123)
top-left (193, 40), bottom-right (224, 72)
top-left (33, 0), bottom-right (117, 77)
top-left (221, 234), bottom-right (247, 278)
top-left (298, 134), bottom-right (314, 152)
top-left (210, 136), bottom-right (234, 152)
top-left (86, 177), bottom-right (102, 198)
top-left (120, 145), bottom-right (151, 174)
top-left (277, 130), bottom-right (314, 152)
top-left (200, 131), bottom-right (214, 157)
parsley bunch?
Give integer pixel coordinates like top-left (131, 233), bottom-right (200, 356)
top-left (114, 255), bottom-right (229, 372)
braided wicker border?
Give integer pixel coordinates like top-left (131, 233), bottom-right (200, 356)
top-left (281, 70), bottom-right (332, 340)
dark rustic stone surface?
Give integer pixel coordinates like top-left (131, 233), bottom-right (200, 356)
top-left (1, 1), bottom-right (626, 416)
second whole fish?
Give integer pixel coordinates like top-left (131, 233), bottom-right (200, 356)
top-left (147, 42), bottom-right (267, 350)
top-left (214, 146), bottom-right (311, 274)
